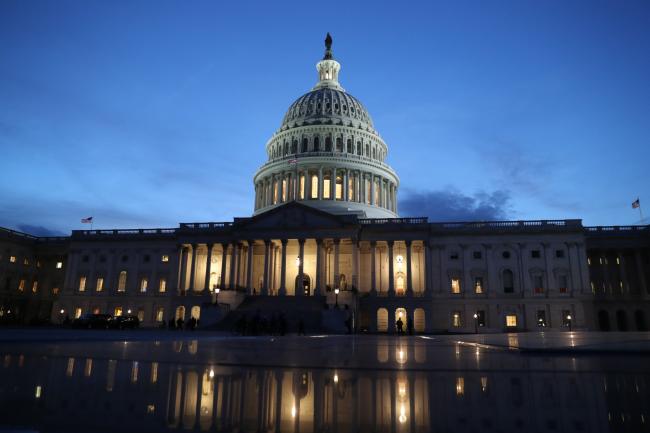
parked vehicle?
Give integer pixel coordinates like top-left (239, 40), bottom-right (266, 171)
top-left (110, 315), bottom-right (140, 329)
top-left (72, 313), bottom-right (113, 329)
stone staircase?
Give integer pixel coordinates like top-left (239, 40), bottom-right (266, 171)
top-left (211, 295), bottom-right (344, 333)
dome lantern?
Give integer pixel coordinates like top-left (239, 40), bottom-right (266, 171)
top-left (313, 33), bottom-right (343, 91)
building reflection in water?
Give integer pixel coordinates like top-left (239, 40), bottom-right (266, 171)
top-left (0, 341), bottom-right (649, 433)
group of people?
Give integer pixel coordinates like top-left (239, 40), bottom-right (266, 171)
top-left (233, 310), bottom-right (307, 336)
top-left (168, 316), bottom-right (199, 330)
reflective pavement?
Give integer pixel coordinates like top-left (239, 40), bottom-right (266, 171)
top-left (0, 332), bottom-right (649, 432)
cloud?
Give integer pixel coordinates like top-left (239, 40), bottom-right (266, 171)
top-left (15, 224), bottom-right (66, 237)
top-left (399, 188), bottom-right (512, 221)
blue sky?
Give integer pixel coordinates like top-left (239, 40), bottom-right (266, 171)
top-left (1, 1), bottom-right (649, 235)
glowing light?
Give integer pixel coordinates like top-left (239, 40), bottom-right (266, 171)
top-left (295, 256), bottom-right (301, 267)
top-left (209, 369), bottom-right (215, 379)
top-left (127, 309), bottom-right (132, 314)
top-left (398, 404), bottom-right (407, 424)
top-left (35, 385), bottom-right (42, 398)
top-left (147, 404), bottom-right (155, 414)
top-left (291, 406), bottom-right (297, 418)
top-left (334, 288), bottom-right (339, 295)
top-left (60, 309), bottom-right (65, 314)
top-left (333, 373), bottom-right (338, 383)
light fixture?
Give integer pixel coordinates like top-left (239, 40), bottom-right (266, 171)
top-left (209, 369), bottom-right (215, 379)
top-left (60, 309), bottom-right (65, 314)
top-left (127, 309), bottom-right (132, 314)
top-left (473, 313), bottom-right (478, 319)
top-left (334, 288), bottom-right (339, 295)
top-left (215, 288), bottom-right (220, 294)
top-left (567, 314), bottom-right (572, 320)
top-left (291, 406), bottom-right (297, 418)
top-left (333, 373), bottom-right (338, 383)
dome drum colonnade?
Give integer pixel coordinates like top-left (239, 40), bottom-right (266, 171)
top-left (253, 34), bottom-right (399, 219)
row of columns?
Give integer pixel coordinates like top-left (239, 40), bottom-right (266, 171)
top-left (177, 239), bottom-right (423, 298)
top-left (269, 134), bottom-right (385, 162)
top-left (254, 167), bottom-right (397, 213)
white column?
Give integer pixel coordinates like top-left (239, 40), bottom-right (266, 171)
top-left (330, 168), bottom-right (336, 200)
top-left (188, 244), bottom-right (197, 291)
top-left (279, 239), bottom-right (287, 296)
top-left (370, 174), bottom-right (375, 205)
top-left (203, 243), bottom-right (213, 293)
top-left (315, 239), bottom-right (323, 296)
top-left (388, 241), bottom-right (395, 296)
top-left (219, 243), bottom-right (228, 290)
top-left (298, 239), bottom-right (306, 296)
top-left (370, 241), bottom-right (377, 295)
top-left (406, 240), bottom-right (413, 296)
top-left (333, 239), bottom-right (340, 288)
top-left (318, 167), bottom-right (324, 199)
top-left (246, 240), bottom-right (254, 294)
top-left (262, 240), bottom-right (270, 295)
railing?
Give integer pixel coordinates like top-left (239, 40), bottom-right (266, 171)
top-left (257, 152), bottom-right (397, 173)
top-left (359, 218), bottom-right (581, 229)
top-left (359, 217), bottom-right (428, 225)
top-left (180, 222), bottom-right (233, 229)
top-left (584, 225), bottom-right (649, 232)
top-left (72, 228), bottom-right (177, 237)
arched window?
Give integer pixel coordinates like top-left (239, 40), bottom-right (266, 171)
top-left (335, 175), bottom-right (343, 200)
top-left (314, 137), bottom-right (320, 151)
top-left (310, 175), bottom-right (318, 199)
top-left (325, 136), bottom-right (332, 151)
top-left (191, 306), bottom-right (201, 320)
top-left (118, 271), bottom-right (127, 292)
top-left (414, 308), bottom-right (425, 333)
top-left (336, 137), bottom-right (342, 152)
top-left (291, 140), bottom-right (297, 154)
top-left (377, 308), bottom-right (388, 332)
top-left (365, 144), bottom-right (370, 156)
top-left (503, 269), bottom-right (514, 293)
top-left (302, 138), bottom-right (308, 153)
top-left (346, 139), bottom-right (352, 153)
top-left (357, 141), bottom-right (362, 155)
top-left (175, 306), bottom-right (186, 321)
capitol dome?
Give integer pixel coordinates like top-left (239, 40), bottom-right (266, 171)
top-left (253, 34), bottom-right (399, 219)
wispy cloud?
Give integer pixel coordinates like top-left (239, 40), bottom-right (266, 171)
top-left (399, 188), bottom-right (512, 221)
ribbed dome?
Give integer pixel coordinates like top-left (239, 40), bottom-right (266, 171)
top-left (279, 88), bottom-right (374, 132)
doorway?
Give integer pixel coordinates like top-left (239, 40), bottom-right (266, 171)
top-left (295, 274), bottom-right (311, 296)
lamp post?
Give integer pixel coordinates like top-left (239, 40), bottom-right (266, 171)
top-left (567, 314), bottom-right (572, 332)
top-left (473, 313), bottom-right (478, 334)
top-left (334, 287), bottom-right (339, 307)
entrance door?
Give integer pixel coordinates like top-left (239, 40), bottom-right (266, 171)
top-left (295, 274), bottom-right (311, 296)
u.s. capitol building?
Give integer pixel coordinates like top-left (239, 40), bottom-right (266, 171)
top-left (1, 36), bottom-right (649, 333)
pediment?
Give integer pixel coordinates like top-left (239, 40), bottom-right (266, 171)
top-left (237, 202), bottom-right (351, 230)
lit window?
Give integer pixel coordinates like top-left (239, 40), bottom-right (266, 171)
top-left (587, 257), bottom-right (592, 266)
top-left (36, 261), bottom-right (41, 268)
top-left (74, 308), bottom-right (82, 319)
top-left (158, 278), bottom-right (166, 293)
top-left (451, 278), bottom-right (461, 294)
top-left (96, 277), bottom-right (104, 292)
top-left (299, 174), bottom-right (305, 199)
top-left (114, 307), bottom-right (123, 317)
top-left (66, 358), bottom-right (75, 377)
top-left (18, 279), bottom-right (26, 292)
top-left (52, 287), bottom-right (60, 295)
top-left (23, 258), bottom-right (29, 265)
top-left (310, 175), bottom-right (318, 199)
top-left (506, 315), bottom-right (517, 327)
top-left (140, 278), bottom-right (148, 293)
top-left (323, 177), bottom-right (331, 199)
top-left (84, 359), bottom-right (92, 377)
top-left (155, 307), bottom-right (164, 322)
top-left (161, 255), bottom-right (169, 263)
top-left (150, 362), bottom-right (159, 383)
top-left (31, 281), bottom-right (38, 293)
top-left (118, 271), bottom-right (127, 292)
top-left (137, 309), bottom-right (145, 322)
top-left (9, 256), bottom-right (16, 263)
top-left (56, 261), bottom-right (63, 269)
top-left (456, 377), bottom-right (464, 396)
top-left (474, 277), bottom-right (483, 294)
top-left (78, 276), bottom-right (87, 292)
top-left (452, 312), bottom-right (462, 327)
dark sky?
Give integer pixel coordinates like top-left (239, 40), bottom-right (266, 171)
top-left (1, 0), bottom-right (649, 236)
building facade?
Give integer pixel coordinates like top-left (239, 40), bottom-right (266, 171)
top-left (1, 36), bottom-right (649, 332)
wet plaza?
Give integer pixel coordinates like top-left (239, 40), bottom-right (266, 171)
top-left (1, 331), bottom-right (649, 432)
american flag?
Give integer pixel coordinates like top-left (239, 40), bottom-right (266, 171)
top-left (632, 199), bottom-right (640, 209)
top-left (81, 217), bottom-right (93, 223)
